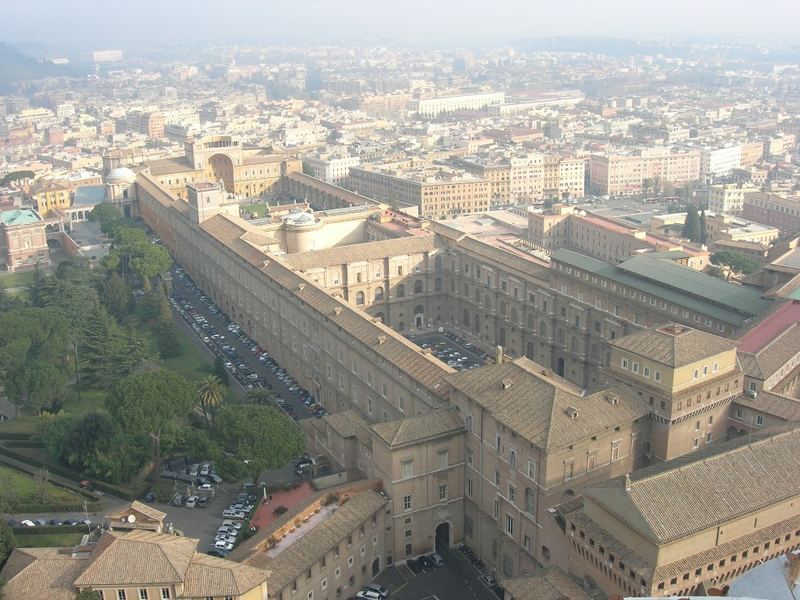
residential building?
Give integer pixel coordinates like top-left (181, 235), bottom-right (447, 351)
top-left (708, 183), bottom-right (750, 215)
top-left (588, 150), bottom-right (701, 196)
top-left (743, 191), bottom-right (800, 235)
top-left (303, 155), bottom-right (361, 185)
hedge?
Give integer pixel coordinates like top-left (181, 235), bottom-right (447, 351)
top-left (15, 501), bottom-right (100, 513)
top-left (12, 525), bottom-right (88, 535)
top-left (0, 432), bottom-right (34, 441)
top-left (0, 446), bottom-right (145, 500)
top-left (4, 440), bottom-right (45, 449)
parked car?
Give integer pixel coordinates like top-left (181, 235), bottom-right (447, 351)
top-left (222, 509), bottom-right (246, 520)
top-left (171, 494), bottom-right (185, 507)
top-left (429, 552), bottom-right (444, 567)
top-left (197, 496), bottom-right (209, 508)
top-left (144, 492), bottom-right (156, 502)
top-left (185, 496), bottom-right (199, 508)
top-left (355, 591), bottom-right (381, 600)
top-left (406, 558), bottom-right (423, 574)
top-left (363, 583), bottom-right (388, 598)
top-left (419, 555), bottom-right (435, 571)
top-left (20, 520), bottom-right (35, 527)
top-left (221, 520), bottom-right (242, 530)
top-left (214, 540), bottom-right (234, 551)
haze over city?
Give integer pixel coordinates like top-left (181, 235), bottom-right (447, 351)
top-left (0, 2), bottom-right (799, 600)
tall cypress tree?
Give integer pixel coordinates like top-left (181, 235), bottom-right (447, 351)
top-left (682, 205), bottom-right (700, 242)
top-left (699, 209), bottom-right (708, 243)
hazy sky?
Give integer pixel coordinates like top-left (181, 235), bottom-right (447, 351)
top-left (2, 0), bottom-right (800, 48)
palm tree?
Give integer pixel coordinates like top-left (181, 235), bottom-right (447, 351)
top-left (197, 375), bottom-right (225, 427)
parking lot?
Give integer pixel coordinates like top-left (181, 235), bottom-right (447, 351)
top-left (406, 331), bottom-right (489, 371)
top-left (374, 546), bottom-right (500, 600)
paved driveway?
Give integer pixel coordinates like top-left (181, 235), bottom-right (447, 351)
top-left (374, 546), bottom-right (500, 600)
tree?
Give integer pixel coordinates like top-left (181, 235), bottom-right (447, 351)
top-left (0, 287), bottom-right (25, 312)
top-left (88, 203), bottom-right (123, 231)
top-left (244, 388), bottom-right (278, 405)
top-left (156, 319), bottom-right (181, 358)
top-left (682, 204), bottom-right (701, 242)
top-left (0, 170), bottom-right (34, 191)
top-left (711, 251), bottom-right (760, 281)
top-left (42, 412), bottom-right (149, 484)
top-left (699, 209), bottom-right (708, 244)
top-left (105, 369), bottom-right (195, 479)
top-left (0, 308), bottom-right (71, 412)
top-left (213, 405), bottom-right (304, 483)
top-left (75, 589), bottom-right (102, 600)
top-left (32, 469), bottom-right (50, 504)
top-left (0, 519), bottom-right (15, 569)
top-left (80, 305), bottom-right (122, 387)
top-left (99, 272), bottom-right (131, 321)
top-left (212, 356), bottom-right (230, 387)
top-left (197, 375), bottom-right (225, 427)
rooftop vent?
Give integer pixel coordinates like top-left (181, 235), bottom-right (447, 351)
top-left (607, 395), bottom-right (619, 405)
top-left (501, 378), bottom-right (513, 390)
top-left (333, 307), bottom-right (343, 316)
top-left (566, 406), bottom-right (579, 419)
top-left (298, 283), bottom-right (305, 292)
top-left (377, 335), bottom-right (387, 345)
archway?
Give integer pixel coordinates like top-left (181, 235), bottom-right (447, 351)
top-left (435, 521), bottom-right (450, 552)
top-left (414, 305), bottom-right (424, 328)
top-left (371, 557), bottom-right (381, 578)
top-left (207, 153), bottom-right (235, 192)
top-left (556, 357), bottom-right (566, 377)
top-left (47, 239), bottom-right (62, 249)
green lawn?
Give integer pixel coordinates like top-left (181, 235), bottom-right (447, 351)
top-left (0, 415), bottom-right (40, 436)
top-left (15, 532), bottom-right (85, 547)
top-left (0, 270), bottom-right (38, 289)
top-left (161, 323), bottom-right (214, 381)
top-left (0, 464), bottom-right (86, 505)
top-left (240, 203), bottom-right (269, 218)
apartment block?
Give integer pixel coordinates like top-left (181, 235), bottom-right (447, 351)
top-left (743, 191), bottom-right (800, 235)
top-left (412, 92), bottom-right (505, 117)
top-left (588, 150), bottom-right (701, 196)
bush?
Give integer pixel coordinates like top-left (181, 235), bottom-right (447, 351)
top-left (273, 505), bottom-right (287, 516)
top-left (153, 479), bottom-right (177, 502)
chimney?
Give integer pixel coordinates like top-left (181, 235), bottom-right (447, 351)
top-left (624, 473), bottom-right (631, 492)
top-left (495, 345), bottom-right (503, 365)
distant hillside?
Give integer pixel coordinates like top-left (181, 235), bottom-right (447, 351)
top-left (0, 43), bottom-right (81, 91)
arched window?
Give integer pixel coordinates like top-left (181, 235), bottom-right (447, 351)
top-left (374, 286), bottom-right (384, 300)
top-left (540, 321), bottom-right (547, 337)
top-left (463, 283), bottom-right (469, 296)
top-left (500, 301), bottom-right (507, 316)
top-left (462, 309), bottom-right (470, 326)
top-left (528, 314), bottom-right (535, 330)
top-left (510, 307), bottom-right (517, 323)
top-left (485, 295), bottom-right (491, 310)
top-left (473, 314), bottom-right (481, 334)
top-left (525, 487), bottom-right (535, 513)
top-left (414, 280), bottom-right (423, 293)
top-left (591, 343), bottom-right (600, 361)
top-left (355, 291), bottom-right (365, 306)
top-left (526, 342), bottom-right (535, 359)
top-left (434, 277), bottom-right (442, 291)
top-left (499, 328), bottom-right (506, 346)
top-left (570, 336), bottom-right (578, 353)
top-left (434, 255), bottom-right (442, 271)
top-left (397, 284), bottom-right (405, 298)
top-left (414, 305), bottom-right (424, 316)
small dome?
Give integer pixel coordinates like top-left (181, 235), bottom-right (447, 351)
top-left (106, 167), bottom-right (136, 186)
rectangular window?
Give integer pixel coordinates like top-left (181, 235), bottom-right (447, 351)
top-left (405, 543), bottom-right (413, 557)
top-left (466, 448), bottom-right (473, 466)
top-left (621, 357), bottom-right (629, 369)
top-left (493, 499), bottom-right (499, 519)
top-left (509, 448), bottom-right (517, 468)
top-left (508, 485), bottom-right (516, 504)
top-left (611, 442), bottom-right (621, 462)
top-left (401, 460), bottom-right (413, 479)
top-left (118, 592), bottom-right (127, 600)
top-left (655, 371), bottom-right (661, 383)
top-left (527, 460), bottom-right (536, 481)
top-left (494, 470), bottom-right (500, 486)
top-left (756, 415), bottom-right (764, 426)
top-left (505, 514), bottom-right (514, 536)
top-left (438, 449), bottom-right (449, 469)
top-left (438, 484), bottom-right (447, 501)
top-left (643, 367), bottom-right (650, 378)
top-left (139, 591), bottom-right (149, 600)
top-left (632, 362), bottom-right (640, 374)
top-left (466, 478), bottom-right (473, 497)
top-left (403, 495), bottom-right (412, 511)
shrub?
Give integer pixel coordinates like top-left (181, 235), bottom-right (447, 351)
top-left (273, 505), bottom-right (288, 516)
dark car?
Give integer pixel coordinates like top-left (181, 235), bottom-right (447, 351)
top-left (419, 555), bottom-right (435, 571)
top-left (197, 496), bottom-right (209, 508)
top-left (144, 492), bottom-right (156, 502)
top-left (406, 558), bottom-right (424, 574)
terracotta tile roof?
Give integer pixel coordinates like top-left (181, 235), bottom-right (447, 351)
top-left (371, 408), bottom-right (464, 447)
top-left (503, 568), bottom-right (593, 600)
top-left (106, 500), bottom-right (166, 523)
top-left (737, 322), bottom-right (800, 380)
top-left (279, 236), bottom-right (438, 271)
top-left (147, 157), bottom-right (195, 176)
top-left (737, 300), bottom-right (800, 353)
top-left (322, 410), bottom-right (373, 446)
top-left (245, 490), bottom-right (387, 593)
top-left (446, 357), bottom-right (650, 450)
top-left (609, 324), bottom-right (738, 368)
top-left (733, 391), bottom-right (800, 422)
top-left (74, 530), bottom-right (197, 587)
top-left (585, 428), bottom-right (800, 544)
top-left (182, 553), bottom-right (267, 597)
top-left (0, 548), bottom-right (85, 600)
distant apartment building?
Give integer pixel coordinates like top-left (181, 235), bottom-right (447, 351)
top-left (303, 155), bottom-right (361, 185)
top-left (359, 92), bottom-right (413, 117)
top-left (412, 92), bottom-right (505, 117)
top-left (29, 172), bottom-right (104, 216)
top-left (764, 133), bottom-right (796, 158)
top-left (708, 183), bottom-right (753, 215)
top-left (527, 205), bottom-right (709, 269)
top-left (588, 150), bottom-right (701, 196)
top-left (91, 49), bottom-right (123, 62)
top-left (705, 214), bottom-right (779, 246)
top-left (740, 141), bottom-right (765, 167)
top-left (347, 164), bottom-right (490, 219)
top-left (700, 145), bottom-right (742, 180)
top-left (743, 191), bottom-right (800, 235)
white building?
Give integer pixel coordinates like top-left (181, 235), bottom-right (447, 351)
top-left (303, 155), bottom-right (362, 185)
top-left (412, 92), bottom-right (505, 117)
top-left (708, 183), bottom-right (751, 215)
top-left (701, 145), bottom-right (742, 180)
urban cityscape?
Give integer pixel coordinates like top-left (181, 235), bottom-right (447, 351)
top-left (0, 2), bottom-right (799, 599)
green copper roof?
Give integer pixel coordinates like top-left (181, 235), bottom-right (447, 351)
top-left (0, 209), bottom-right (41, 226)
top-left (552, 249), bottom-right (773, 327)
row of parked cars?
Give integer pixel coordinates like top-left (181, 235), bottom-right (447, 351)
top-left (208, 491), bottom-right (258, 557)
top-left (172, 266), bottom-right (326, 420)
top-left (6, 517), bottom-right (92, 528)
top-left (405, 551), bottom-right (445, 574)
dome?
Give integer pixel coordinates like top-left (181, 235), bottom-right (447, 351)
top-left (283, 211), bottom-right (318, 227)
top-left (106, 167), bottom-right (136, 186)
